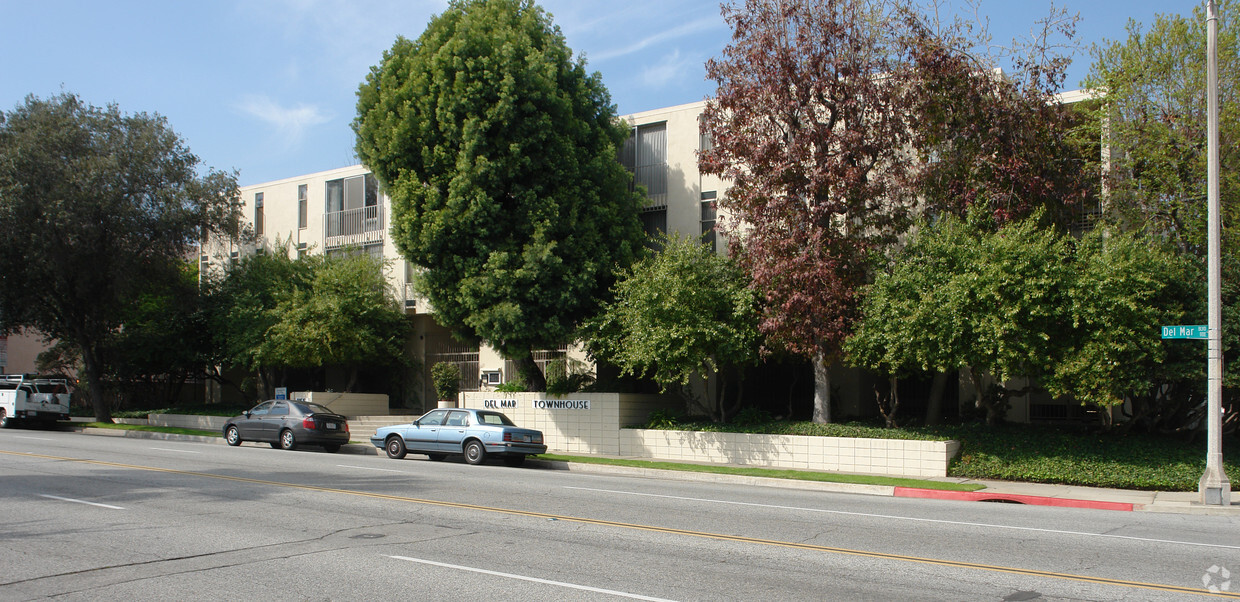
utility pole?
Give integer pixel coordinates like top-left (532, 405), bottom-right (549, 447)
top-left (1200, 0), bottom-right (1232, 506)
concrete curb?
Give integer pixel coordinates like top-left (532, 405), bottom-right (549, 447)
top-left (892, 487), bottom-right (1135, 511)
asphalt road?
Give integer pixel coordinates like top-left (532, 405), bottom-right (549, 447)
top-left (1, 428), bottom-right (1238, 601)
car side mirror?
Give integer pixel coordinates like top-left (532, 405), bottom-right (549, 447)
top-left (244, 411), bottom-right (251, 418)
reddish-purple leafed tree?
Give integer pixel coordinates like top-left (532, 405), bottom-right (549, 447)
top-left (701, 0), bottom-right (919, 423)
top-left (701, 0), bottom-right (1089, 424)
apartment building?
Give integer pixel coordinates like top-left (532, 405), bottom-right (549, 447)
top-left (209, 101), bottom-right (724, 409)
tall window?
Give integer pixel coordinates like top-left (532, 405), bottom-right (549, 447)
top-left (621, 122), bottom-right (667, 207)
top-left (297, 184), bottom-right (308, 229)
top-left (640, 207), bottom-right (667, 251)
top-left (700, 191), bottom-right (717, 252)
top-left (254, 192), bottom-right (264, 237)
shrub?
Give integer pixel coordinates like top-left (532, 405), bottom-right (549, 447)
top-left (645, 409), bottom-right (680, 429)
top-left (731, 407), bottom-right (772, 426)
top-left (430, 362), bottom-right (461, 402)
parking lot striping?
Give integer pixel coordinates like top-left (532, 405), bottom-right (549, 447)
top-left (3, 449), bottom-right (1234, 600)
top-left (15, 436), bottom-right (54, 441)
top-left (387, 555), bottom-right (678, 601)
top-left (150, 448), bottom-right (200, 454)
top-left (38, 494), bottom-right (124, 510)
top-left (337, 465), bottom-right (404, 473)
top-left (564, 486), bottom-right (1240, 552)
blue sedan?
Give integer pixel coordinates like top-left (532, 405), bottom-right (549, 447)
top-left (370, 408), bottom-right (546, 466)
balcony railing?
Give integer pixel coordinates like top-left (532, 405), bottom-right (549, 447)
top-left (324, 205), bottom-right (384, 249)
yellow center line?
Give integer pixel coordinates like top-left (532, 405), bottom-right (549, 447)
top-left (5, 449), bottom-right (1236, 598)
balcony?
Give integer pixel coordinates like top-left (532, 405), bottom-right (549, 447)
top-left (324, 205), bottom-right (384, 249)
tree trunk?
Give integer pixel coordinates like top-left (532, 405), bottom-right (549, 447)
top-left (512, 354), bottom-right (547, 392)
top-left (81, 345), bottom-right (112, 423)
top-left (812, 348), bottom-right (832, 424)
top-left (924, 371), bottom-right (948, 426)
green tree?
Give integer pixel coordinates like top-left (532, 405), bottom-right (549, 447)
top-left (354, 0), bottom-right (645, 391)
top-left (1084, 2), bottom-right (1240, 394)
top-left (0, 93), bottom-right (242, 422)
top-left (585, 236), bottom-right (761, 422)
top-left (206, 243), bottom-right (315, 400)
top-left (260, 252), bottom-right (411, 393)
top-left (106, 261), bottom-right (213, 408)
top-left (847, 214), bottom-right (1073, 425)
top-left (1084, 2), bottom-right (1239, 256)
top-left (1044, 232), bottom-right (1204, 430)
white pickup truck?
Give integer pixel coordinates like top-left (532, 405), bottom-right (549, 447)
top-left (0, 374), bottom-right (71, 428)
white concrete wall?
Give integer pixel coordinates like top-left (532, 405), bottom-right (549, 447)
top-left (149, 414), bottom-right (228, 430)
top-left (461, 392), bottom-right (960, 478)
top-left (620, 430), bottom-right (960, 478)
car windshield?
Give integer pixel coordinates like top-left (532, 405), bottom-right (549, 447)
top-left (294, 402), bottom-right (335, 415)
top-left (476, 411), bottom-right (515, 426)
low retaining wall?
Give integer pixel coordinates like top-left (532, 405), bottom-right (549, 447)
top-left (149, 414), bottom-right (229, 430)
top-left (621, 429), bottom-right (959, 478)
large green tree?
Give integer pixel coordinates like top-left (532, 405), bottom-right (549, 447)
top-left (0, 93), bottom-right (242, 422)
top-left (206, 242), bottom-right (315, 400)
top-left (354, 0), bottom-right (645, 390)
top-left (260, 252), bottom-right (411, 393)
top-left (585, 236), bottom-right (761, 422)
top-left (846, 214), bottom-right (1074, 425)
top-left (1084, 1), bottom-right (1240, 394)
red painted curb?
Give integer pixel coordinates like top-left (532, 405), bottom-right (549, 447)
top-left (893, 487), bottom-right (1135, 512)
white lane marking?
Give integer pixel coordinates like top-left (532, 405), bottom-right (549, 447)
top-left (38, 494), bottom-right (124, 510)
top-left (564, 486), bottom-right (1240, 551)
top-left (150, 447), bottom-right (200, 454)
top-left (388, 555), bottom-right (677, 601)
top-left (338, 465), bottom-right (404, 473)
top-left (15, 436), bottom-right (54, 441)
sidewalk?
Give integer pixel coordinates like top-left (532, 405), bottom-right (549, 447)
top-left (75, 426), bottom-right (1240, 516)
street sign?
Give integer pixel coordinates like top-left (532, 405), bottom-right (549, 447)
top-left (1161, 325), bottom-right (1208, 339)
top-left (274, 387), bottom-right (288, 400)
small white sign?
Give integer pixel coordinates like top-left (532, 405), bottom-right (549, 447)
top-left (274, 387), bottom-right (288, 400)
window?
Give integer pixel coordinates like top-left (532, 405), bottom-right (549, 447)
top-left (621, 122), bottom-right (667, 207)
top-left (254, 192), bottom-right (264, 236)
top-left (700, 191), bottom-right (717, 252)
top-left (297, 242), bottom-right (308, 259)
top-left (297, 184), bottom-right (308, 229)
top-left (639, 207), bottom-right (666, 251)
top-left (325, 179), bottom-right (344, 214)
top-left (699, 116), bottom-right (714, 153)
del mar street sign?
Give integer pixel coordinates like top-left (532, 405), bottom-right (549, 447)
top-left (1161, 325), bottom-right (1208, 339)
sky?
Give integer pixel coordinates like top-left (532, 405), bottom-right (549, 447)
top-left (0, 0), bottom-right (1210, 186)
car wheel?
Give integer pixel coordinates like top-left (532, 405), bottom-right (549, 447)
top-left (279, 429), bottom-right (297, 450)
top-left (464, 440), bottom-right (486, 465)
top-left (0, 409), bottom-right (10, 429)
top-left (385, 436), bottom-right (407, 459)
top-left (503, 455), bottom-right (526, 467)
top-left (225, 425), bottom-right (242, 446)
top-left (426, 454), bottom-right (447, 461)
top-left (323, 444), bottom-right (341, 453)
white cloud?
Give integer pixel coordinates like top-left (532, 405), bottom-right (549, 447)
top-left (591, 16), bottom-right (723, 62)
top-left (236, 95), bottom-right (331, 145)
top-left (642, 49), bottom-right (696, 88)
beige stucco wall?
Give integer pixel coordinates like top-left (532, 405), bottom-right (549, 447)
top-left (295, 391), bottom-right (389, 416)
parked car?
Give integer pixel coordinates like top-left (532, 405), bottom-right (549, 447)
top-left (370, 408), bottom-right (546, 466)
top-left (223, 400), bottom-right (350, 452)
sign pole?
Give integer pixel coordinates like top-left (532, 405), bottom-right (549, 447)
top-left (1200, 0), bottom-right (1231, 506)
